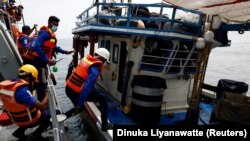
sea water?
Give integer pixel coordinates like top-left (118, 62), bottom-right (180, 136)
top-left (53, 39), bottom-right (87, 141)
top-left (205, 31), bottom-right (250, 96)
top-left (54, 31), bottom-right (250, 140)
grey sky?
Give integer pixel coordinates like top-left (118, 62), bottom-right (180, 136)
top-left (19, 0), bottom-right (92, 39)
top-left (19, 0), bottom-right (162, 39)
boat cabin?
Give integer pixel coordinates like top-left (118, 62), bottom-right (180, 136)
top-left (72, 1), bottom-right (211, 125)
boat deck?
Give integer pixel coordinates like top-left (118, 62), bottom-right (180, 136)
top-left (108, 100), bottom-right (213, 126)
top-left (91, 84), bottom-right (214, 126)
top-left (0, 122), bottom-right (55, 141)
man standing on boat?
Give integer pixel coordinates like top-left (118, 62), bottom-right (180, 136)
top-left (17, 25), bottom-right (37, 65)
top-left (0, 64), bottom-right (51, 141)
top-left (65, 48), bottom-right (113, 131)
top-left (30, 15), bottom-right (74, 101)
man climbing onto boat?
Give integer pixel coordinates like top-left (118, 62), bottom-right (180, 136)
top-left (65, 48), bottom-right (113, 131)
top-left (29, 15), bottom-right (74, 101)
top-left (0, 64), bottom-right (51, 141)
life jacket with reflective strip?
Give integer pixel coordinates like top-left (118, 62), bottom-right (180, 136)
top-left (40, 26), bottom-right (57, 59)
top-left (66, 55), bottom-right (103, 93)
top-left (0, 80), bottom-right (41, 127)
top-left (17, 33), bottom-right (35, 60)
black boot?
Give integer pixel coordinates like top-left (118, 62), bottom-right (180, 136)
top-left (101, 123), bottom-right (113, 131)
top-left (12, 127), bottom-right (28, 139)
top-left (28, 134), bottom-right (48, 141)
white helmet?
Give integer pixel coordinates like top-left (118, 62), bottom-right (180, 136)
top-left (95, 48), bottom-right (110, 62)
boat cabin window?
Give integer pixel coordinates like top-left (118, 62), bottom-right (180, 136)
top-left (100, 40), bottom-right (105, 47)
top-left (140, 37), bottom-right (197, 74)
top-left (165, 41), bottom-right (197, 74)
top-left (140, 37), bottom-right (173, 72)
top-left (112, 44), bottom-right (119, 64)
top-left (106, 40), bottom-right (111, 51)
top-left (100, 40), bottom-right (111, 51)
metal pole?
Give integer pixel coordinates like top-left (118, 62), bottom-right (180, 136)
top-left (47, 65), bottom-right (67, 141)
top-left (47, 82), bottom-right (61, 141)
top-left (89, 32), bottom-right (95, 56)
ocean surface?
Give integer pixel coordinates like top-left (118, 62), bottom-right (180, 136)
top-left (205, 31), bottom-right (250, 95)
top-left (53, 39), bottom-right (87, 141)
top-left (53, 31), bottom-right (250, 140)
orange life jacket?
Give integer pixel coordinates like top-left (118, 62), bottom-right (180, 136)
top-left (11, 23), bottom-right (21, 43)
top-left (40, 26), bottom-right (57, 59)
top-left (17, 33), bottom-right (35, 61)
top-left (7, 5), bottom-right (22, 21)
top-left (66, 55), bottom-right (103, 93)
top-left (0, 80), bottom-right (41, 127)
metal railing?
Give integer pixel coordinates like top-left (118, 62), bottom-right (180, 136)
top-left (139, 43), bottom-right (197, 74)
top-left (47, 65), bottom-right (67, 141)
top-left (76, 2), bottom-right (203, 36)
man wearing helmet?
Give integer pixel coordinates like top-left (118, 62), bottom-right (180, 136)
top-left (65, 47), bottom-right (113, 131)
top-left (0, 64), bottom-right (51, 140)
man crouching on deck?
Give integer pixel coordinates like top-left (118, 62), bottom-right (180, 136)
top-left (0, 64), bottom-right (51, 141)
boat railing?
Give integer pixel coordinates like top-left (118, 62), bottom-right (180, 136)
top-left (139, 42), bottom-right (197, 74)
top-left (201, 83), bottom-right (217, 100)
top-left (0, 9), bottom-right (15, 39)
top-left (76, 2), bottom-right (203, 37)
top-left (47, 65), bottom-right (67, 141)
top-left (142, 54), bottom-right (197, 61)
top-left (0, 13), bottom-right (23, 80)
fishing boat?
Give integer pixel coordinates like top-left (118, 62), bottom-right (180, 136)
top-left (70, 0), bottom-right (249, 140)
top-left (0, 0), bottom-right (250, 141)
